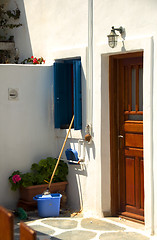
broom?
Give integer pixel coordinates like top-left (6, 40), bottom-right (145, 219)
top-left (43, 115), bottom-right (74, 195)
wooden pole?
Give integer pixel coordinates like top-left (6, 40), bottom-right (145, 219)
top-left (48, 115), bottom-right (74, 189)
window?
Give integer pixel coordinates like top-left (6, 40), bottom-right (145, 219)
top-left (54, 58), bottom-right (82, 130)
top-left (123, 60), bottom-right (143, 121)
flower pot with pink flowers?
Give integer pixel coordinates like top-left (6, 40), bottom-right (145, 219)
top-left (8, 157), bottom-right (68, 210)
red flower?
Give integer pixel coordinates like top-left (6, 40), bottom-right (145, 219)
top-left (33, 58), bottom-right (38, 64)
top-left (31, 56), bottom-right (34, 59)
top-left (43, 60), bottom-right (45, 63)
top-left (12, 174), bottom-right (21, 183)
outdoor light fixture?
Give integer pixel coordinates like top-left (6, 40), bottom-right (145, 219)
top-left (107, 26), bottom-right (124, 48)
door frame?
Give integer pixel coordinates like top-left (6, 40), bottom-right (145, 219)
top-left (109, 52), bottom-right (143, 217)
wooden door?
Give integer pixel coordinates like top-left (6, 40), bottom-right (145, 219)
top-left (110, 52), bottom-right (144, 222)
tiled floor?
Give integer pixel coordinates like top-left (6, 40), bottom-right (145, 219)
top-left (13, 210), bottom-right (151, 240)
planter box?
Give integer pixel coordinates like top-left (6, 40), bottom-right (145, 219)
top-left (20, 181), bottom-right (68, 202)
top-left (18, 182), bottom-right (68, 210)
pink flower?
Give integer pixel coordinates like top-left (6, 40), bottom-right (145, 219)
top-left (12, 174), bottom-right (21, 183)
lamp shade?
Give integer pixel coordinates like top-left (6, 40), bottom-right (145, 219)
top-left (107, 30), bottom-right (119, 48)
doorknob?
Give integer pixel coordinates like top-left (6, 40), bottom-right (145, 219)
top-left (118, 135), bottom-right (124, 138)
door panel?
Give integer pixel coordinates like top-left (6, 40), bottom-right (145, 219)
top-left (119, 55), bottom-right (144, 221)
top-left (126, 157), bottom-right (135, 205)
top-left (109, 52), bottom-right (144, 222)
top-left (140, 160), bottom-right (144, 209)
top-left (124, 122), bottom-right (143, 133)
top-left (125, 133), bottom-right (143, 148)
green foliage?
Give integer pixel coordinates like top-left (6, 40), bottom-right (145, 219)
top-left (16, 207), bottom-right (27, 220)
top-left (0, 4), bottom-right (22, 30)
top-left (6, 8), bottom-right (21, 20)
top-left (31, 157), bottom-right (68, 184)
top-left (8, 157), bottom-right (68, 191)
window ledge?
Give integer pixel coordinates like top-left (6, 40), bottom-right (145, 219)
top-left (55, 128), bottom-right (82, 140)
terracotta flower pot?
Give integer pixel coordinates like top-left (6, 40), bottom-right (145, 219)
top-left (18, 181), bottom-right (68, 210)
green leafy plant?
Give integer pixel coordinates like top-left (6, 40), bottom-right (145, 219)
top-left (0, 3), bottom-right (22, 63)
top-left (0, 4), bottom-right (22, 30)
top-left (8, 157), bottom-right (68, 191)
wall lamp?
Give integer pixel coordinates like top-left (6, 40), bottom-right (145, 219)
top-left (107, 26), bottom-right (124, 48)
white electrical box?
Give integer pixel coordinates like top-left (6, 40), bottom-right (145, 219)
top-left (8, 88), bottom-right (19, 100)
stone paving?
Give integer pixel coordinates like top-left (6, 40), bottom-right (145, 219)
top-left (14, 210), bottom-right (151, 240)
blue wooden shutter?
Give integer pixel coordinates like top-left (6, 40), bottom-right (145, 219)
top-left (54, 62), bottom-right (73, 128)
top-left (54, 62), bottom-right (61, 128)
top-left (73, 60), bottom-right (82, 130)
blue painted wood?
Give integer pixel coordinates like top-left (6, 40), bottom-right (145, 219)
top-left (54, 62), bottom-right (73, 128)
top-left (73, 60), bottom-right (82, 130)
top-left (54, 59), bottom-right (82, 130)
top-left (54, 62), bottom-right (61, 128)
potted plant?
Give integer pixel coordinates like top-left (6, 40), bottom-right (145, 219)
top-left (8, 157), bottom-right (68, 210)
top-left (21, 56), bottom-right (46, 64)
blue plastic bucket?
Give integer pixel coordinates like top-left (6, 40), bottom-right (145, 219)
top-left (33, 193), bottom-right (62, 217)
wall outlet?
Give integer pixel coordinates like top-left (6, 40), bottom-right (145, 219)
top-left (8, 88), bottom-right (19, 100)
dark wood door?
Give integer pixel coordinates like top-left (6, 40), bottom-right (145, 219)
top-left (110, 52), bottom-right (144, 222)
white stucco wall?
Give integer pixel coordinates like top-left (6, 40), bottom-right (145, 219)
top-left (2, 0), bottom-right (157, 236)
top-left (93, 0), bottom-right (157, 235)
top-left (5, 0), bottom-right (88, 63)
top-left (0, 64), bottom-right (56, 208)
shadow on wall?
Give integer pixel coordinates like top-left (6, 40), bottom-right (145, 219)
top-left (55, 126), bottom-right (96, 212)
top-left (86, 141), bottom-right (95, 160)
top-left (101, 54), bottom-right (111, 214)
top-left (7, 0), bottom-right (33, 62)
top-left (55, 139), bottom-right (88, 212)
top-left (67, 163), bottom-right (87, 212)
top-left (18, 0), bottom-right (33, 61)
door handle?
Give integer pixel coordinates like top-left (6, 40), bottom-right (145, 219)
top-left (118, 135), bottom-right (124, 138)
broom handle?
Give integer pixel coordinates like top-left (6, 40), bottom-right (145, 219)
top-left (48, 115), bottom-right (74, 189)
